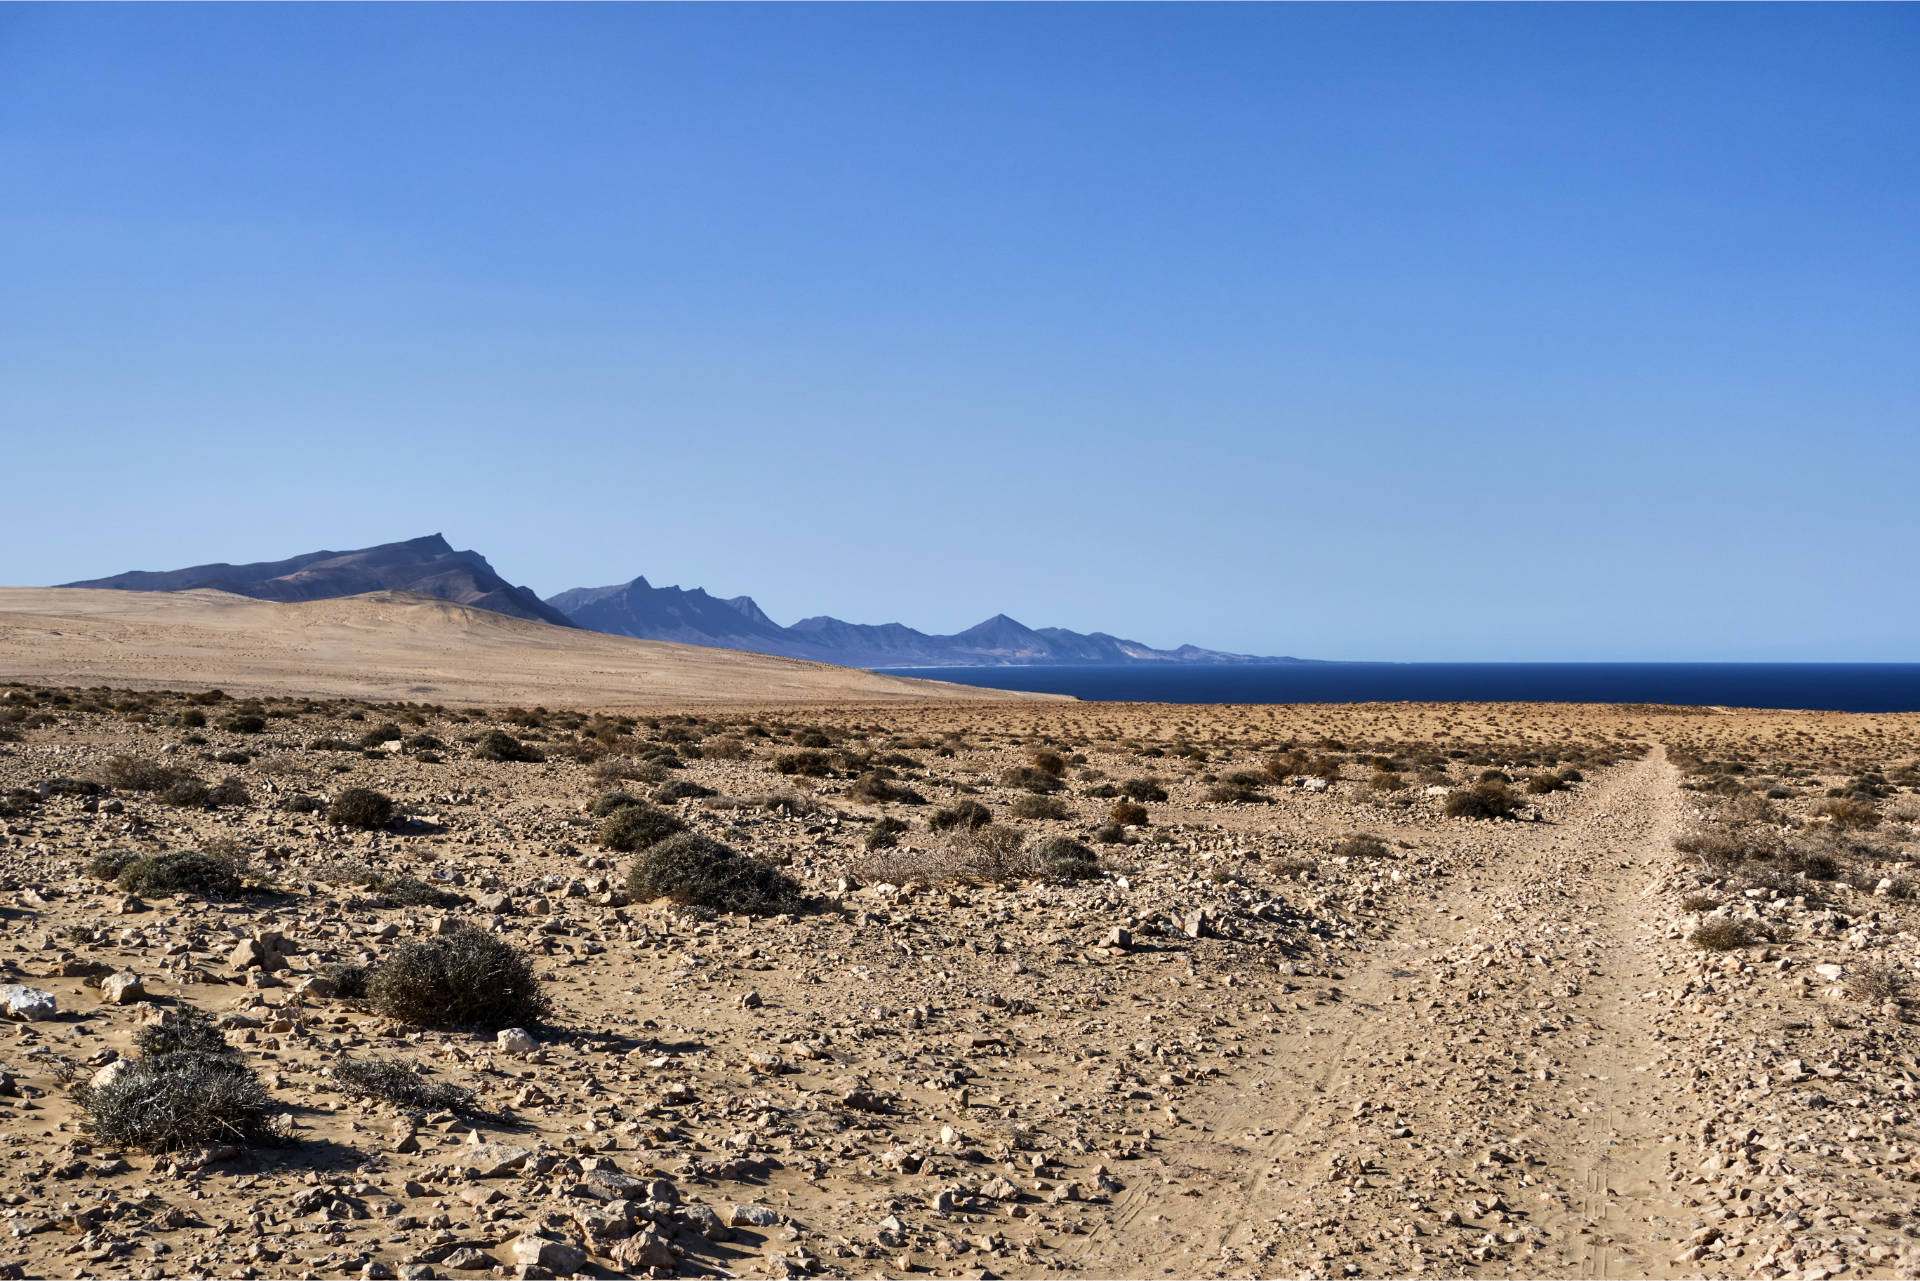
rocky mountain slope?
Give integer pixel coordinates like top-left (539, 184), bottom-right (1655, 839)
top-left (63, 534), bottom-right (573, 629)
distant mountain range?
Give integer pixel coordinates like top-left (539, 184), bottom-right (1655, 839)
top-left (61, 534), bottom-right (1295, 668)
top-left (547, 577), bottom-right (1282, 667)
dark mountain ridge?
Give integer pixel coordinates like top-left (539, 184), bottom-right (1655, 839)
top-left (62, 534), bottom-right (574, 629)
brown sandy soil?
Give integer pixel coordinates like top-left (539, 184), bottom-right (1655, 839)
top-left (0, 687), bottom-right (1917, 1280)
top-left (0, 589), bottom-right (1060, 707)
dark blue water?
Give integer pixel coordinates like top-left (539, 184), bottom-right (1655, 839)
top-left (875, 663), bottom-right (1920, 712)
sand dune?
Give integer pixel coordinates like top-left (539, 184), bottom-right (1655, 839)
top-left (0, 587), bottom-right (1061, 706)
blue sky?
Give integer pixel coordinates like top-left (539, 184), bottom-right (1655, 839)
top-left (2, 5), bottom-right (1915, 661)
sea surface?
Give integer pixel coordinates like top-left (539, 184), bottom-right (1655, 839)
top-left (875, 662), bottom-right (1920, 713)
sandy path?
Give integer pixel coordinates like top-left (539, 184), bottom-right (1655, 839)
top-left (1064, 748), bottom-right (1701, 1278)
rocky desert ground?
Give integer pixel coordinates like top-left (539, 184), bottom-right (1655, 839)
top-left (2, 684), bottom-right (1918, 1281)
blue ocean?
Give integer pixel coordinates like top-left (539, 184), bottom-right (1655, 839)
top-left (876, 663), bottom-right (1920, 713)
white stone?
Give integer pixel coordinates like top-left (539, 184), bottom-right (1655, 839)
top-left (496, 1027), bottom-right (539, 1057)
top-left (0, 985), bottom-right (56, 1021)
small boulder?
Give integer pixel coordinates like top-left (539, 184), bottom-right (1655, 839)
top-left (509, 1233), bottom-right (585, 1276)
top-left (100, 972), bottom-right (145, 1005)
top-left (0, 985), bottom-right (56, 1021)
top-left (496, 1027), bottom-right (539, 1057)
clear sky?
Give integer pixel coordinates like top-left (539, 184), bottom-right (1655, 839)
top-left (2, 4), bottom-right (1915, 662)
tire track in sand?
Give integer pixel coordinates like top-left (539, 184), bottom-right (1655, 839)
top-left (1063, 747), bottom-right (1695, 1279)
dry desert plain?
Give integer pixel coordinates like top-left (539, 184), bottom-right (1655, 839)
top-left (1, 591), bottom-right (1919, 1280)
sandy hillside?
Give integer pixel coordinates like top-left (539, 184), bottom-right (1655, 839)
top-left (0, 588), bottom-right (1059, 707)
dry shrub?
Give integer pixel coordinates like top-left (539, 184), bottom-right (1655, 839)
top-left (116, 851), bottom-right (241, 899)
top-left (1844, 966), bottom-right (1901, 1005)
top-left (77, 1007), bottom-right (282, 1153)
top-left (857, 824), bottom-right (1032, 886)
top-left (929, 800), bottom-right (991, 832)
top-left (847, 773), bottom-right (925, 806)
top-left (1690, 918), bottom-right (1759, 951)
top-left (596, 801), bottom-right (686, 853)
top-left (369, 925), bottom-right (550, 1031)
top-left (331, 1056), bottom-right (475, 1113)
top-left (1028, 751), bottom-right (1066, 777)
top-left (1011, 795), bottom-right (1069, 820)
top-left (1814, 797), bottom-right (1880, 830)
top-left (328, 787), bottom-right (392, 830)
top-left (627, 832), bottom-right (800, 915)
top-left (998, 766), bottom-right (1063, 795)
top-left (1108, 800), bottom-right (1149, 827)
top-left (774, 751), bottom-right (833, 778)
top-left (1443, 781), bottom-right (1518, 820)
top-left (101, 755), bottom-right (182, 793)
top-left (592, 757), bottom-right (669, 785)
top-left (473, 729), bottom-right (543, 763)
top-left (1332, 834), bottom-right (1392, 859)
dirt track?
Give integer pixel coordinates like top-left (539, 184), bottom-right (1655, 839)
top-left (1061, 749), bottom-right (1779, 1278)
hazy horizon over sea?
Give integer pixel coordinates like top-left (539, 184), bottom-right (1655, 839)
top-left (874, 662), bottom-right (1920, 713)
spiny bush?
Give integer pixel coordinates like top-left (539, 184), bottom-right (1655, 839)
top-left (1107, 800), bottom-right (1150, 827)
top-left (864, 816), bottom-right (908, 850)
top-left (158, 778), bottom-right (214, 808)
top-left (652, 778), bottom-right (716, 804)
top-left (473, 729), bottom-right (544, 763)
top-left (331, 1056), bottom-right (475, 1113)
top-left (1444, 781), bottom-right (1519, 820)
top-left (856, 824), bottom-right (1031, 886)
top-left (1525, 772), bottom-right (1572, 795)
top-left (1369, 770), bottom-right (1404, 792)
top-left (596, 801), bottom-right (686, 853)
top-left (1011, 794), bottom-right (1069, 820)
top-left (1028, 751), bottom-right (1066, 778)
top-left (328, 788), bottom-right (393, 830)
top-left (358, 723), bottom-right (404, 749)
top-left (626, 832), bottom-right (801, 915)
top-left (86, 849), bottom-right (141, 882)
top-left (1332, 834), bottom-right (1392, 859)
top-left (1813, 797), bottom-right (1880, 830)
top-left (1690, 918), bottom-right (1759, 951)
top-left (77, 1006), bottom-right (282, 1153)
top-left (1264, 750), bottom-right (1309, 781)
top-left (368, 925), bottom-right (550, 1031)
top-left (847, 773), bottom-right (925, 806)
top-left (591, 756), bottom-right (668, 785)
top-left (1033, 836), bottom-right (1099, 881)
top-left (1120, 778), bottom-right (1168, 803)
top-left (773, 751), bottom-right (834, 778)
top-left (279, 793), bottom-right (327, 815)
top-left (208, 777), bottom-right (249, 807)
top-left (116, 851), bottom-right (242, 899)
top-left (929, 800), bottom-right (992, 832)
top-left (102, 756), bottom-right (182, 793)
top-left (590, 789), bottom-right (643, 818)
top-left (998, 766), bottom-right (1063, 795)
top-left (321, 962), bottom-right (371, 1000)
top-left (221, 714), bottom-right (267, 735)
